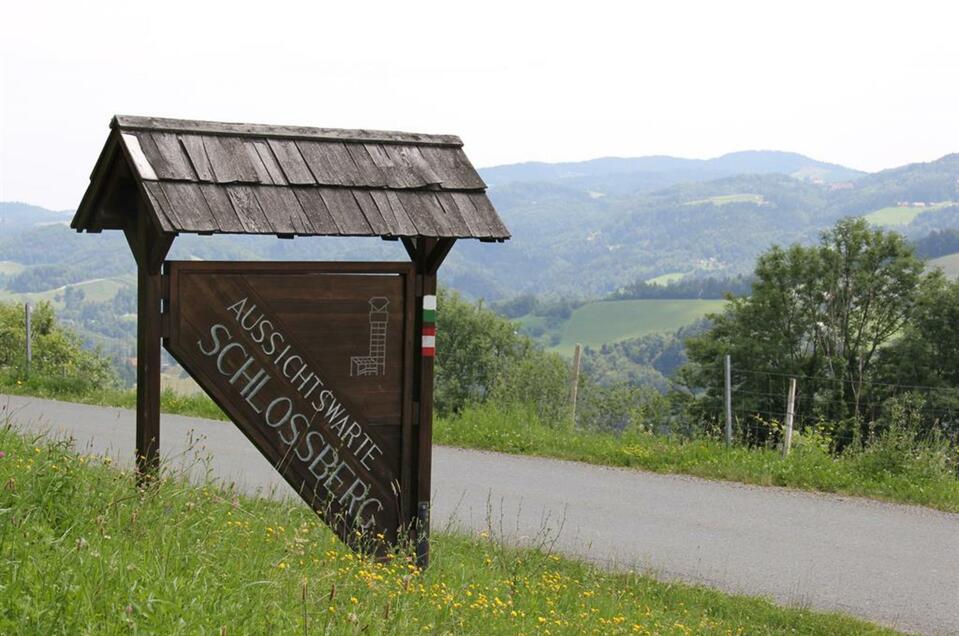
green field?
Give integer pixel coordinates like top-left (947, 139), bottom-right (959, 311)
top-left (685, 193), bottom-right (764, 206)
top-left (645, 271), bottom-right (686, 285)
top-left (554, 298), bottom-right (726, 354)
top-left (927, 252), bottom-right (959, 279)
top-left (0, 274), bottom-right (135, 306)
top-left (0, 261), bottom-right (25, 275)
top-left (0, 426), bottom-right (896, 635)
top-left (863, 202), bottom-right (953, 226)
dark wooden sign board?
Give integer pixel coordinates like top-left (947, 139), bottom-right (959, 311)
top-left (71, 116), bottom-right (510, 567)
top-left (164, 261), bottom-right (416, 554)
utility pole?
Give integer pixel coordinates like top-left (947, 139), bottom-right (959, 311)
top-left (724, 354), bottom-right (732, 447)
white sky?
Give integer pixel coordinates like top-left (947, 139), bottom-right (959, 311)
top-left (1, 0), bottom-right (957, 210)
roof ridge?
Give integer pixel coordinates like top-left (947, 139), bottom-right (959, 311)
top-left (112, 115), bottom-right (464, 147)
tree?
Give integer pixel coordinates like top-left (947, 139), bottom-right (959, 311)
top-left (434, 288), bottom-right (537, 414)
top-left (0, 301), bottom-right (117, 391)
top-left (815, 219), bottom-right (924, 415)
top-left (874, 273), bottom-right (959, 434)
top-left (682, 218), bottom-right (925, 442)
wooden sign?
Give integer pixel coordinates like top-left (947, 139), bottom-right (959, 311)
top-left (163, 261), bottom-right (416, 554)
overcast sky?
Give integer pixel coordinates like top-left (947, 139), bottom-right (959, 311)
top-left (2, 0), bottom-right (957, 210)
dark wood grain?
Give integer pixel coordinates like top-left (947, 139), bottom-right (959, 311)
top-left (385, 191), bottom-right (427, 235)
top-left (199, 183), bottom-right (245, 232)
top-left (74, 115), bottom-right (511, 242)
top-left (149, 132), bottom-right (198, 180)
top-left (115, 115), bottom-right (463, 146)
top-left (180, 135), bottom-right (216, 182)
top-left (398, 191), bottom-right (453, 237)
top-left (268, 139), bottom-right (317, 185)
top-left (418, 146), bottom-right (486, 190)
top-left (393, 191), bottom-right (437, 235)
top-left (435, 191), bottom-right (480, 237)
top-left (141, 182), bottom-right (178, 232)
top-left (164, 261), bottom-right (415, 554)
top-left (203, 135), bottom-right (262, 183)
top-left (159, 183), bottom-right (218, 232)
top-left (251, 140), bottom-right (288, 185)
top-left (469, 193), bottom-right (511, 238)
top-left (449, 192), bottom-right (492, 237)
top-left (225, 185), bottom-right (273, 233)
top-left (352, 190), bottom-right (390, 235)
top-left (345, 144), bottom-right (387, 187)
top-left (292, 188), bottom-right (340, 234)
top-left (320, 188), bottom-right (374, 235)
top-left (254, 185), bottom-right (313, 234)
top-left (295, 141), bottom-right (338, 184)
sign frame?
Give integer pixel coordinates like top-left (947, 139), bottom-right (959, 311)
top-left (161, 260), bottom-right (422, 554)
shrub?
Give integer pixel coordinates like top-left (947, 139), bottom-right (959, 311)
top-left (0, 300), bottom-right (117, 392)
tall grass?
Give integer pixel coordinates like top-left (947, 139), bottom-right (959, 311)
top-left (435, 403), bottom-right (959, 512)
top-left (0, 371), bottom-right (226, 420)
top-left (4, 373), bottom-right (958, 512)
top-left (0, 425), bottom-right (896, 634)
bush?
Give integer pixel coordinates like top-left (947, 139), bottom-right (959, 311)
top-left (490, 351), bottom-right (571, 427)
top-left (435, 288), bottom-right (571, 419)
top-left (0, 301), bottom-right (117, 392)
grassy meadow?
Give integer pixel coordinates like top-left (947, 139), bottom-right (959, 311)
top-left (684, 193), bottom-right (765, 206)
top-left (0, 424), bottom-right (899, 635)
top-left (3, 374), bottom-right (958, 513)
top-left (863, 202), bottom-right (953, 226)
top-left (926, 251), bottom-right (959, 279)
top-left (554, 299), bottom-right (725, 355)
top-left (0, 260), bottom-right (26, 275)
top-left (435, 404), bottom-right (959, 513)
top-left (644, 272), bottom-right (686, 286)
top-left (0, 274), bottom-right (135, 306)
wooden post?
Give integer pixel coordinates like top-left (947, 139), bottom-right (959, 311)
top-left (783, 377), bottom-right (797, 457)
top-left (125, 212), bottom-right (172, 484)
top-left (24, 302), bottom-right (32, 376)
top-left (724, 354), bottom-right (733, 447)
top-left (405, 237), bottom-right (454, 569)
top-left (569, 343), bottom-right (582, 424)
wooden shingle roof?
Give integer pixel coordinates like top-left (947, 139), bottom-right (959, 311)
top-left (72, 115), bottom-right (509, 240)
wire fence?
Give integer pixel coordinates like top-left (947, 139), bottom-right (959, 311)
top-left (720, 361), bottom-right (959, 472)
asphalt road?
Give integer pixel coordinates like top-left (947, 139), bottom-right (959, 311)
top-left (3, 394), bottom-right (958, 635)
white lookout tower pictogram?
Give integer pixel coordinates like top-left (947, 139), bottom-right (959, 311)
top-left (350, 297), bottom-right (389, 377)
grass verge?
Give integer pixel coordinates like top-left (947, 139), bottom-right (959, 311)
top-left (435, 404), bottom-right (959, 513)
top-left (4, 377), bottom-right (958, 513)
top-left (1, 375), bottom-right (226, 421)
top-left (0, 424), bottom-right (896, 635)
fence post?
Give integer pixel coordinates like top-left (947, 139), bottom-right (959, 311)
top-left (783, 377), bottom-right (797, 457)
top-left (724, 354), bottom-right (732, 447)
top-left (569, 343), bottom-right (582, 424)
top-left (25, 302), bottom-right (32, 377)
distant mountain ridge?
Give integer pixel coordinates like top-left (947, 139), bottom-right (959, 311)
top-left (479, 150), bottom-right (864, 193)
top-left (1, 152), bottom-right (957, 301)
top-left (0, 201), bottom-right (72, 233)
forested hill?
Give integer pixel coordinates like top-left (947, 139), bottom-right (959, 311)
top-left (479, 150), bottom-right (864, 192)
top-left (1, 153), bottom-right (958, 301)
top-left (452, 153), bottom-right (959, 297)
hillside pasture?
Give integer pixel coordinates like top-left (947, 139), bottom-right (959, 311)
top-left (0, 261), bottom-right (25, 275)
top-left (554, 298), bottom-right (726, 355)
top-left (0, 274), bottom-right (135, 306)
top-left (926, 252), bottom-right (959, 279)
top-left (645, 271), bottom-right (687, 285)
top-left (863, 202), bottom-right (953, 226)
top-left (684, 193), bottom-right (765, 206)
